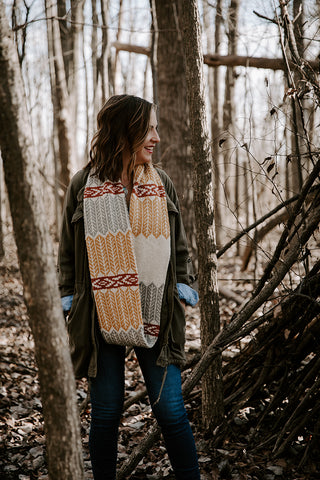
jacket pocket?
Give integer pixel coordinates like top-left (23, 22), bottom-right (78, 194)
top-left (67, 288), bottom-right (93, 378)
top-left (170, 286), bottom-right (186, 346)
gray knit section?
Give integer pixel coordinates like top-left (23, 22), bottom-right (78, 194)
top-left (101, 324), bottom-right (157, 348)
top-left (84, 195), bottom-right (130, 237)
top-left (140, 283), bottom-right (164, 325)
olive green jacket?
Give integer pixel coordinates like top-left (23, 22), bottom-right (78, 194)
top-left (58, 165), bottom-right (194, 379)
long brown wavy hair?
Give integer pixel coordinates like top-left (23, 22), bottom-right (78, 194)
top-left (89, 94), bottom-right (154, 182)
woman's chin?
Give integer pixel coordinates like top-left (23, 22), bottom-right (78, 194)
top-left (135, 157), bottom-right (152, 166)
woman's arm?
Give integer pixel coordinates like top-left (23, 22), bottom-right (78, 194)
top-left (57, 172), bottom-right (84, 297)
top-left (157, 167), bottom-right (196, 286)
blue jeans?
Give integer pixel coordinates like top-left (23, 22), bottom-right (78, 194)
top-left (89, 339), bottom-right (200, 480)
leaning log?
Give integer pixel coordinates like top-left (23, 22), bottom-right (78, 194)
top-left (112, 41), bottom-right (319, 71)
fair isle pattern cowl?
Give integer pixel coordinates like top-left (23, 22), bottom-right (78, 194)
top-left (83, 164), bottom-right (171, 348)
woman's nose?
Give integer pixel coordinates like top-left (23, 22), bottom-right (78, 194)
top-left (153, 128), bottom-right (160, 143)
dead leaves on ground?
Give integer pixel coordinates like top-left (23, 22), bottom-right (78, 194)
top-left (1, 241), bottom-right (319, 479)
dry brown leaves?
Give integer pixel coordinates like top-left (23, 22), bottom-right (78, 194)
top-left (1, 234), bottom-right (317, 479)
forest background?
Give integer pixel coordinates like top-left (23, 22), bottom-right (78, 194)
top-left (0, 0), bottom-right (320, 479)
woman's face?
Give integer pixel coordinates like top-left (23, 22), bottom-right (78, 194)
top-left (135, 109), bottom-right (160, 165)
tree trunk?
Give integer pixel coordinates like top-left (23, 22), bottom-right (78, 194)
top-left (202, 0), bottom-right (223, 249)
top-left (177, 0), bottom-right (224, 429)
top-left (0, 9), bottom-right (84, 479)
top-left (45, 0), bottom-right (75, 202)
top-left (113, 0), bottom-right (124, 93)
top-left (82, 16), bottom-right (90, 163)
top-left (0, 157), bottom-right (4, 260)
top-left (154, 0), bottom-right (196, 260)
top-left (99, 0), bottom-right (113, 100)
top-left (69, 0), bottom-right (85, 166)
top-left (149, 0), bottom-right (160, 164)
top-left (222, 0), bottom-right (239, 207)
top-left (289, 0), bottom-right (304, 193)
top-left (57, 0), bottom-right (70, 79)
top-left (91, 0), bottom-right (99, 121)
top-left (212, 0), bottom-right (223, 249)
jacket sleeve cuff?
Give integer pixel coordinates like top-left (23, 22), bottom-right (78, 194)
top-left (177, 283), bottom-right (199, 307)
top-left (61, 295), bottom-right (73, 312)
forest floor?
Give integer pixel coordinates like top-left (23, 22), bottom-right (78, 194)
top-left (0, 231), bottom-right (319, 480)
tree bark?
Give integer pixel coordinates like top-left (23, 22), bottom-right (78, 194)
top-left (69, 0), bottom-right (85, 165)
top-left (113, 0), bottom-right (124, 93)
top-left (91, 0), bottom-right (99, 121)
top-left (0, 157), bottom-right (4, 260)
top-left (57, 0), bottom-right (70, 78)
top-left (154, 0), bottom-right (196, 260)
top-left (177, 0), bottom-right (224, 429)
top-left (99, 0), bottom-right (113, 100)
top-left (0, 8), bottom-right (84, 479)
top-left (45, 0), bottom-right (75, 202)
top-left (202, 0), bottom-right (223, 249)
top-left (212, 0), bottom-right (223, 248)
top-left (222, 0), bottom-right (239, 206)
top-left (288, 0), bottom-right (304, 194)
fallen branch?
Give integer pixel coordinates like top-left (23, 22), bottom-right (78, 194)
top-left (116, 424), bottom-right (161, 479)
top-left (111, 41), bottom-right (319, 71)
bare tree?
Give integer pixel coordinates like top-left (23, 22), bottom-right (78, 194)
top-left (0, 8), bottom-right (84, 479)
top-left (178, 0), bottom-right (224, 430)
top-left (11, 0), bottom-right (32, 65)
top-left (212, 0), bottom-right (223, 249)
top-left (98, 0), bottom-right (113, 99)
top-left (222, 0), bottom-right (239, 209)
top-left (0, 158), bottom-right (4, 260)
top-left (203, 0), bottom-right (223, 248)
top-left (92, 0), bottom-right (113, 119)
top-left (153, 0), bottom-right (196, 259)
top-left (45, 0), bottom-right (76, 206)
top-left (69, 0), bottom-right (85, 156)
top-left (287, 0), bottom-right (305, 194)
top-left (56, 0), bottom-right (84, 166)
top-left (113, 0), bottom-right (124, 93)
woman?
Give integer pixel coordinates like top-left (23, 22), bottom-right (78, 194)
top-left (58, 94), bottom-right (200, 479)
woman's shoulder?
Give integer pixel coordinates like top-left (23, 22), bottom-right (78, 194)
top-left (154, 165), bottom-right (180, 211)
top-left (69, 166), bottom-right (90, 191)
top-left (154, 165), bottom-right (173, 189)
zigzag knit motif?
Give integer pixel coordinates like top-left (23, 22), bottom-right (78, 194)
top-left (83, 164), bottom-right (170, 348)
